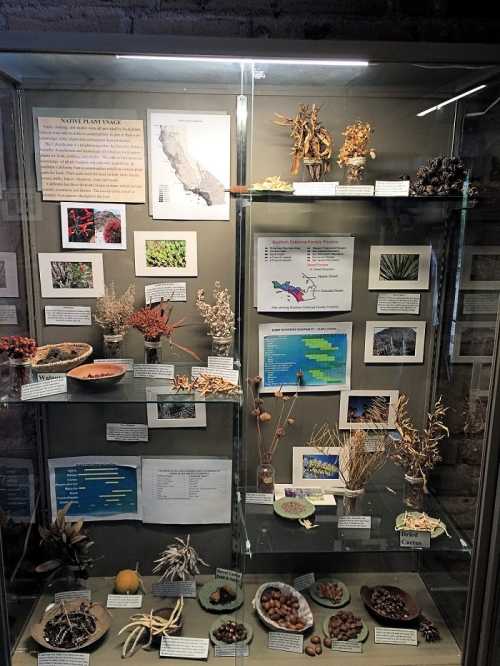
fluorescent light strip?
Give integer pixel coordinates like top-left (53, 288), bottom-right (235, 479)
top-left (115, 55), bottom-right (368, 67)
top-left (417, 84), bottom-right (487, 117)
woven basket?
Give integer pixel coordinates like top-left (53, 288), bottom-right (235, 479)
top-left (32, 343), bottom-right (93, 373)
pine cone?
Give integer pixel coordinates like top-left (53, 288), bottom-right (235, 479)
top-left (419, 615), bottom-right (441, 642)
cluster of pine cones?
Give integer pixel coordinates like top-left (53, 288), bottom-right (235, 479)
top-left (403, 156), bottom-right (478, 197)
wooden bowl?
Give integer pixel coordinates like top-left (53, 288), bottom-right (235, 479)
top-left (360, 585), bottom-right (420, 625)
top-left (31, 599), bottom-right (111, 652)
top-left (252, 582), bottom-right (313, 633)
top-left (67, 363), bottom-right (126, 387)
top-left (32, 343), bottom-right (92, 373)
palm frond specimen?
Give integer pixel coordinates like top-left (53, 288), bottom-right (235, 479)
top-left (379, 253), bottom-right (419, 281)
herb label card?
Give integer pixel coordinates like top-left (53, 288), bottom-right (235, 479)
top-left (293, 572), bottom-right (315, 592)
top-left (375, 180), bottom-right (410, 197)
top-left (106, 594), bottom-right (142, 608)
top-left (152, 580), bottom-right (197, 598)
top-left (374, 627), bottom-right (418, 646)
top-left (268, 632), bottom-right (304, 653)
top-left (160, 636), bottom-right (209, 659)
top-left (207, 356), bottom-right (234, 371)
top-left (331, 640), bottom-right (363, 653)
top-left (21, 376), bottom-right (67, 401)
top-left (133, 364), bottom-right (174, 379)
top-left (54, 589), bottom-right (91, 603)
top-left (38, 655), bottom-right (90, 666)
top-left (338, 516), bottom-right (372, 530)
top-left (45, 305), bottom-right (92, 326)
top-left (0, 305), bottom-right (17, 325)
top-left (145, 282), bottom-right (187, 304)
top-left (215, 568), bottom-right (243, 587)
top-left (106, 424), bottom-right (149, 442)
top-left (377, 293), bottom-right (420, 315)
top-left (214, 644), bottom-right (249, 657)
top-left (245, 492), bottom-right (274, 505)
top-left (335, 184), bottom-right (374, 196)
top-left (94, 358), bottom-right (134, 371)
top-left (400, 530), bottom-right (431, 549)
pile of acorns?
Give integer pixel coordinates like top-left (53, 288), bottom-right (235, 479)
top-left (405, 156), bottom-right (476, 197)
top-left (317, 581), bottom-right (343, 604)
top-left (259, 587), bottom-right (306, 631)
top-left (370, 586), bottom-right (410, 620)
top-left (213, 620), bottom-right (247, 644)
top-left (327, 611), bottom-right (363, 641)
top-left (210, 585), bottom-right (237, 606)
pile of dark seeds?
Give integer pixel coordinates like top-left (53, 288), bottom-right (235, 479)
top-left (419, 615), bottom-right (441, 642)
top-left (327, 611), bottom-right (363, 640)
top-left (213, 620), bottom-right (247, 644)
top-left (43, 602), bottom-right (97, 649)
top-left (370, 587), bottom-right (411, 620)
top-left (406, 156), bottom-right (474, 197)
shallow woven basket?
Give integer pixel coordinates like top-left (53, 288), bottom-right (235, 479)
top-left (32, 343), bottom-right (93, 373)
top-left (252, 581), bottom-right (314, 633)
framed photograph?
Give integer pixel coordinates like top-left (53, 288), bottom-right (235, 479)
top-left (461, 246), bottom-right (500, 290)
top-left (134, 231), bottom-right (197, 277)
top-left (292, 447), bottom-right (345, 490)
top-left (339, 389), bottom-right (399, 430)
top-left (364, 321), bottom-right (426, 363)
top-left (0, 252), bottom-right (19, 297)
top-left (146, 386), bottom-right (206, 428)
top-left (368, 245), bottom-right (431, 290)
top-left (452, 322), bottom-right (496, 363)
top-left (38, 252), bottom-right (104, 298)
top-left (60, 202), bottom-right (127, 250)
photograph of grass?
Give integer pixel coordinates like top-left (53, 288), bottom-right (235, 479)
top-left (369, 245), bottom-right (431, 290)
top-left (339, 389), bottom-right (398, 429)
top-left (51, 261), bottom-right (93, 289)
top-left (461, 247), bottom-right (500, 290)
top-left (38, 252), bottom-right (104, 298)
top-left (293, 446), bottom-right (345, 489)
top-left (146, 386), bottom-right (206, 428)
top-left (0, 252), bottom-right (19, 297)
top-left (452, 322), bottom-right (496, 363)
top-left (134, 231), bottom-right (197, 277)
top-left (61, 202), bottom-right (127, 250)
top-left (365, 321), bottom-right (426, 363)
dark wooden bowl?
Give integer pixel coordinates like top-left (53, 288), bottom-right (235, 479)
top-left (360, 585), bottom-right (420, 625)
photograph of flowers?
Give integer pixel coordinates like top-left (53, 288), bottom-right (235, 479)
top-left (452, 322), bottom-right (496, 363)
top-left (339, 389), bottom-right (398, 429)
top-left (461, 246), bottom-right (500, 290)
top-left (368, 245), bottom-right (431, 290)
top-left (60, 202), bottom-right (127, 250)
top-left (38, 252), bottom-right (105, 298)
top-left (0, 252), bottom-right (19, 297)
top-left (146, 386), bottom-right (206, 428)
top-left (292, 446), bottom-right (345, 489)
top-left (134, 231), bottom-right (198, 277)
top-left (364, 321), bottom-right (426, 363)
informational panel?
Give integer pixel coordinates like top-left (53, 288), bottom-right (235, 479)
top-left (0, 458), bottom-right (35, 521)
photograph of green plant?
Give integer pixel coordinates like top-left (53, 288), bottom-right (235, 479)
top-left (51, 261), bottom-right (94, 289)
top-left (379, 253), bottom-right (419, 281)
top-left (145, 240), bottom-right (187, 268)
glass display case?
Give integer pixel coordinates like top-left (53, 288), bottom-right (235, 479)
top-left (0, 36), bottom-right (500, 666)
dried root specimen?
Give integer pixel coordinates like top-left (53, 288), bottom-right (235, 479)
top-left (337, 121), bottom-right (376, 183)
top-left (153, 535), bottom-right (208, 582)
top-left (119, 598), bottom-right (184, 658)
top-left (171, 372), bottom-right (240, 396)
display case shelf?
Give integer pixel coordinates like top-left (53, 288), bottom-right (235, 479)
top-left (232, 192), bottom-right (472, 206)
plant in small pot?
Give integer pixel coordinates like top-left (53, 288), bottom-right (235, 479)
top-left (35, 502), bottom-right (95, 591)
top-left (195, 281), bottom-right (235, 357)
top-left (0, 335), bottom-right (37, 398)
top-left (248, 375), bottom-right (299, 494)
top-left (337, 121), bottom-right (376, 184)
top-left (128, 301), bottom-right (201, 365)
top-left (391, 394), bottom-right (449, 511)
top-left (94, 283), bottom-right (135, 359)
top-left (153, 535), bottom-right (208, 582)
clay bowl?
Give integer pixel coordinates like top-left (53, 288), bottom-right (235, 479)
top-left (150, 606), bottom-right (184, 645)
top-left (67, 362), bottom-right (127, 388)
top-left (360, 585), bottom-right (420, 625)
top-left (31, 599), bottom-right (111, 652)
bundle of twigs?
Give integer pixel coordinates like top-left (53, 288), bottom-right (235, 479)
top-left (153, 535), bottom-right (208, 582)
top-left (119, 598), bottom-right (184, 658)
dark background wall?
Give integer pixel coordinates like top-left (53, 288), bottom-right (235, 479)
top-left (0, 1), bottom-right (499, 43)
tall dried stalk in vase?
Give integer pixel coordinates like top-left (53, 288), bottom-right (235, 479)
top-left (94, 283), bottom-right (135, 358)
top-left (195, 281), bottom-right (235, 357)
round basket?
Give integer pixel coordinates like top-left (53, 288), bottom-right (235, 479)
top-left (32, 343), bottom-right (93, 373)
top-left (252, 582), bottom-right (313, 633)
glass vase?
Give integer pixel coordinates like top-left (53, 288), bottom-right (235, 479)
top-left (103, 333), bottom-right (124, 359)
top-left (144, 340), bottom-right (162, 364)
top-left (211, 335), bottom-right (233, 358)
top-left (342, 488), bottom-right (365, 516)
top-left (256, 454), bottom-right (275, 494)
top-left (404, 474), bottom-right (425, 511)
top-left (344, 156), bottom-right (367, 184)
top-left (8, 358), bottom-right (33, 398)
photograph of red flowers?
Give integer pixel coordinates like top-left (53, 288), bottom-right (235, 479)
top-left (60, 202), bottom-right (127, 250)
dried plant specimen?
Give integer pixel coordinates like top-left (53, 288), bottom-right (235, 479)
top-left (119, 598), bottom-right (184, 658)
top-left (153, 535), bottom-right (208, 582)
top-left (0, 335), bottom-right (37, 360)
top-left (337, 121), bottom-right (376, 183)
top-left (196, 281), bottom-right (235, 338)
top-left (94, 283), bottom-right (135, 335)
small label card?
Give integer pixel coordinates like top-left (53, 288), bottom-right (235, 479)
top-left (191, 366), bottom-right (239, 385)
top-left (214, 644), bottom-right (249, 657)
top-left (21, 376), bottom-right (67, 401)
top-left (331, 640), bottom-right (363, 653)
top-left (364, 433), bottom-right (385, 453)
top-left (38, 654), bottom-right (89, 666)
top-left (377, 293), bottom-right (420, 315)
top-left (0, 304), bottom-right (17, 325)
top-left (215, 568), bottom-right (243, 587)
top-left (245, 492), bottom-right (274, 505)
top-left (106, 423), bottom-right (149, 443)
top-left (145, 282), bottom-right (187, 304)
top-left (54, 589), bottom-right (91, 603)
top-left (338, 516), bottom-right (372, 530)
top-left (37, 373), bottom-right (66, 382)
top-left (133, 364), bottom-right (174, 379)
top-left (375, 180), bottom-right (410, 197)
top-left (400, 530), bottom-right (431, 549)
top-left (95, 358), bottom-right (134, 371)
top-left (106, 594), bottom-right (142, 609)
top-left (293, 181), bottom-right (338, 196)
top-left (152, 580), bottom-right (197, 598)
top-left (268, 632), bottom-right (303, 653)
top-left (160, 636), bottom-right (209, 659)
top-left (374, 627), bottom-right (418, 646)
top-left (207, 356), bottom-right (234, 371)
top-left (335, 184), bottom-right (374, 196)
top-left (45, 305), bottom-right (92, 326)
top-left (463, 293), bottom-right (500, 315)
top-left (293, 572), bottom-right (315, 592)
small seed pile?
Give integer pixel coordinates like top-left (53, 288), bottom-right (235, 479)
top-left (213, 620), bottom-right (247, 644)
top-left (43, 602), bottom-right (97, 649)
top-left (327, 611), bottom-right (363, 640)
top-left (260, 587), bottom-right (306, 630)
top-left (279, 500), bottom-right (307, 515)
top-left (370, 587), bottom-right (410, 620)
top-left (209, 585), bottom-right (237, 605)
top-left (305, 635), bottom-right (322, 656)
top-left (317, 581), bottom-right (343, 603)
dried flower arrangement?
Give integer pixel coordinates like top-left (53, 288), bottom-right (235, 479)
top-left (274, 104), bottom-right (333, 181)
top-left (0, 335), bottom-right (37, 360)
top-left (119, 598), bottom-right (183, 658)
top-left (36, 502), bottom-right (95, 582)
top-left (153, 535), bottom-right (208, 582)
top-left (94, 283), bottom-right (135, 336)
top-left (196, 281), bottom-right (235, 349)
top-left (337, 121), bottom-right (376, 184)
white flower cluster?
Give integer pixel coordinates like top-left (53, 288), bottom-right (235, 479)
top-left (196, 281), bottom-right (235, 339)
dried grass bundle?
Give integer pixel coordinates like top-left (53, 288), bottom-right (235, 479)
top-left (94, 283), bottom-right (135, 336)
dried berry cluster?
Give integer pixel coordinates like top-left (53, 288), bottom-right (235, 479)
top-left (0, 335), bottom-right (37, 360)
top-left (408, 156), bottom-right (474, 196)
top-left (196, 281), bottom-right (235, 339)
top-left (94, 283), bottom-right (135, 335)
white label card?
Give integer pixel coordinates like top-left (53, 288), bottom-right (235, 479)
top-left (293, 572), bottom-right (315, 592)
top-left (338, 516), bottom-right (372, 530)
top-left (364, 434), bottom-right (385, 453)
top-left (374, 627), bottom-right (418, 646)
top-left (375, 180), bottom-right (410, 197)
top-left (133, 364), bottom-right (174, 379)
top-left (191, 366), bottom-right (239, 384)
top-left (331, 640), bottom-right (363, 653)
top-left (38, 654), bottom-right (89, 666)
top-left (94, 358), bottom-right (134, 371)
top-left (268, 632), bottom-right (303, 653)
top-left (214, 644), bottom-right (249, 657)
top-left (335, 184), bottom-right (374, 196)
top-left (215, 568), bottom-right (242, 586)
top-left (106, 594), bottom-right (142, 608)
top-left (54, 589), bottom-right (91, 603)
top-left (0, 305), bottom-right (17, 325)
top-left (145, 282), bottom-right (187, 304)
top-left (377, 293), bottom-right (420, 315)
top-left (245, 492), bottom-right (274, 505)
top-left (37, 373), bottom-right (66, 382)
top-left (207, 356), bottom-right (234, 371)
top-left (152, 580), bottom-right (197, 598)
top-left (160, 636), bottom-right (209, 659)
top-left (400, 530), bottom-right (431, 549)
top-left (45, 305), bottom-right (92, 326)
top-left (293, 181), bottom-right (338, 196)
top-left (21, 376), bottom-right (67, 401)
top-left (106, 424), bottom-right (149, 442)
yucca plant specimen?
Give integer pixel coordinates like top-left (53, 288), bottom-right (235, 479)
top-left (380, 253), bottom-right (419, 281)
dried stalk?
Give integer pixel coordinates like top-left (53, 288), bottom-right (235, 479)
top-left (119, 597), bottom-right (184, 658)
top-left (153, 535), bottom-right (208, 582)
